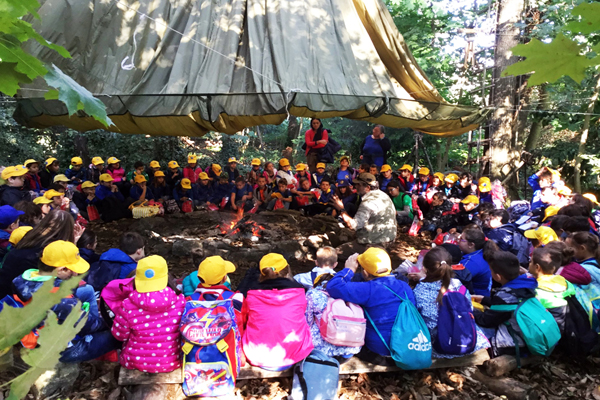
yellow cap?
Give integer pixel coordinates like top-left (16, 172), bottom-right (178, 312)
top-left (418, 167), bottom-right (430, 176)
top-left (91, 157), bottom-right (104, 166)
top-left (2, 165), bottom-right (28, 180)
top-left (181, 178), bottom-right (192, 189)
top-left (188, 155), bottom-right (198, 164)
top-left (9, 226), bottom-right (32, 245)
top-left (434, 172), bottom-right (445, 181)
top-left (340, 155), bottom-right (350, 163)
top-left (279, 158), bottom-right (290, 167)
top-left (524, 226), bottom-right (558, 246)
top-left (149, 160), bottom-right (161, 168)
top-left (153, 171), bottom-right (165, 178)
top-left (198, 256), bottom-right (236, 287)
top-left (41, 240), bottom-right (90, 273)
top-left (168, 161), bottom-right (180, 169)
top-left (33, 196), bottom-right (53, 205)
top-left (198, 172), bottom-right (209, 180)
top-left (107, 157), bottom-right (120, 164)
top-left (45, 157), bottom-right (57, 166)
top-left (24, 159), bottom-right (38, 167)
top-left (135, 255), bottom-right (168, 294)
top-left (543, 205), bottom-right (560, 222)
top-left (461, 195), bottom-right (480, 205)
top-left (316, 163), bottom-right (326, 169)
top-left (251, 158), bottom-right (261, 166)
top-left (558, 186), bottom-right (572, 196)
top-left (44, 189), bottom-right (64, 200)
top-left (380, 164), bottom-right (392, 173)
top-left (212, 164), bottom-right (222, 174)
top-left (53, 174), bottom-right (69, 183)
top-left (296, 163), bottom-right (307, 171)
top-left (478, 177), bottom-right (491, 193)
top-left (445, 173), bottom-right (459, 184)
top-left (357, 248), bottom-right (392, 277)
top-left (81, 181), bottom-right (98, 189)
top-left (228, 157), bottom-right (238, 164)
top-left (583, 193), bottom-right (599, 205)
top-left (71, 157), bottom-right (83, 166)
top-left (99, 173), bottom-right (114, 182)
top-left (398, 164), bottom-right (413, 172)
top-left (134, 175), bottom-right (147, 183)
top-left (259, 253), bottom-right (288, 274)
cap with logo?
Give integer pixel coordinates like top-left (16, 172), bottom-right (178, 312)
top-left (91, 157), bottom-right (104, 166)
top-left (153, 171), bottom-right (165, 178)
top-left (53, 174), bottom-right (69, 183)
top-left (445, 173), bottom-right (459, 184)
top-left (380, 164), bottom-right (392, 173)
top-left (198, 172), bottom-right (209, 180)
top-left (398, 164), bottom-right (413, 172)
top-left (41, 240), bottom-right (90, 274)
top-left (228, 157), bottom-right (238, 164)
top-left (340, 155), bottom-right (350, 163)
top-left (337, 179), bottom-right (350, 187)
top-left (135, 255), bottom-right (169, 293)
top-left (418, 167), bottom-right (430, 176)
top-left (149, 161), bottom-right (161, 168)
top-left (188, 155), bottom-right (198, 163)
top-left (357, 248), bottom-right (392, 277)
top-left (44, 189), bottom-right (64, 200)
top-left (107, 157), bottom-right (121, 164)
top-left (134, 175), bottom-right (147, 183)
top-left (212, 164), bottom-right (222, 174)
top-left (460, 195), bottom-right (480, 205)
top-left (1, 165), bottom-right (28, 180)
top-left (81, 181), bottom-right (98, 189)
top-left (296, 163), bottom-right (307, 171)
top-left (251, 158), bottom-right (261, 166)
top-left (71, 157), bottom-right (83, 166)
top-left (0, 205), bottom-right (24, 227)
top-left (279, 158), bottom-right (290, 167)
top-left (99, 173), bottom-right (114, 182)
top-left (478, 177), bottom-right (491, 193)
top-left (24, 159), bottom-right (38, 167)
top-left (316, 162), bottom-right (326, 169)
top-left (181, 178), bottom-right (192, 189)
top-left (168, 161), bottom-right (180, 169)
top-left (45, 157), bottom-right (58, 166)
top-left (524, 226), bottom-right (558, 246)
top-left (198, 256), bottom-right (236, 287)
top-left (259, 253), bottom-right (288, 274)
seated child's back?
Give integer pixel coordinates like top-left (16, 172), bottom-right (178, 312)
top-left (294, 246), bottom-right (338, 289)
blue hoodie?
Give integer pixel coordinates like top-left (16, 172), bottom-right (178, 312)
top-left (86, 248), bottom-right (137, 291)
top-left (95, 184), bottom-right (125, 202)
top-left (460, 249), bottom-right (492, 296)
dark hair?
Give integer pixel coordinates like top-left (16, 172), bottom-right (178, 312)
top-left (257, 175), bottom-right (267, 181)
top-left (539, 170), bottom-right (553, 181)
top-left (432, 192), bottom-right (445, 201)
top-left (462, 227), bottom-right (486, 250)
top-left (558, 204), bottom-right (588, 218)
top-left (573, 194), bottom-right (594, 215)
top-left (219, 175), bottom-right (228, 182)
top-left (487, 249), bottom-right (521, 281)
top-left (360, 163), bottom-right (370, 171)
top-left (134, 161), bottom-right (144, 169)
top-left (152, 175), bottom-right (166, 187)
top-left (550, 215), bottom-right (570, 235)
top-left (483, 240), bottom-right (500, 263)
top-left (532, 247), bottom-right (561, 274)
top-left (375, 125), bottom-right (385, 134)
top-left (490, 209), bottom-right (510, 225)
top-left (259, 266), bottom-right (291, 282)
top-left (544, 240), bottom-right (575, 267)
top-left (48, 183), bottom-right (65, 192)
top-left (568, 231), bottom-right (599, 259)
top-left (423, 247), bottom-right (454, 303)
top-left (387, 180), bottom-right (401, 189)
top-left (460, 172), bottom-right (472, 181)
top-left (278, 178), bottom-right (288, 186)
top-left (16, 210), bottom-right (74, 250)
top-left (439, 243), bottom-right (462, 264)
top-left (37, 260), bottom-right (56, 274)
top-left (563, 216), bottom-right (591, 234)
top-left (119, 232), bottom-right (145, 255)
top-left (77, 229), bottom-right (97, 249)
top-left (13, 201), bottom-right (43, 227)
top-left (477, 202), bottom-right (496, 222)
top-left (298, 177), bottom-right (308, 185)
top-left (235, 176), bottom-right (245, 184)
top-left (320, 179), bottom-right (331, 186)
top-left (370, 164), bottom-right (378, 169)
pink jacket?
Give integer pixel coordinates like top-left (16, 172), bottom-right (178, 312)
top-left (107, 167), bottom-right (126, 182)
top-left (241, 288), bottom-right (313, 369)
top-left (111, 287), bottom-right (185, 373)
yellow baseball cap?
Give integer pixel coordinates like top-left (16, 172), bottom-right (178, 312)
top-left (41, 240), bottom-right (90, 274)
top-left (228, 157), bottom-right (238, 164)
top-left (134, 175), bottom-right (147, 183)
top-left (380, 164), bottom-right (392, 173)
top-left (259, 253), bottom-right (288, 274)
top-left (91, 157), bottom-right (104, 166)
top-left (107, 157), bottom-right (120, 164)
top-left (53, 174), bottom-right (69, 183)
top-left (478, 177), bottom-right (491, 193)
top-left (398, 164), bottom-right (413, 172)
top-left (33, 196), bottom-right (53, 205)
top-left (357, 248), bottom-right (392, 277)
top-left (198, 172), bottom-right (209, 180)
top-left (2, 165), bottom-right (28, 180)
top-left (251, 158), bottom-right (261, 166)
top-left (188, 155), bottom-right (198, 163)
top-left (445, 173), bottom-right (459, 184)
top-left (168, 161), bottom-right (180, 169)
top-left (279, 158), bottom-right (291, 167)
top-left (153, 171), bottom-right (165, 178)
top-left (181, 178), bottom-right (192, 189)
top-left (434, 172), bottom-right (445, 181)
top-left (524, 226), bottom-right (558, 246)
top-left (135, 255), bottom-right (168, 293)
top-left (461, 195), bottom-right (480, 205)
top-left (149, 161), bottom-right (161, 168)
top-left (24, 159), bottom-right (38, 167)
top-left (418, 167), bottom-right (430, 176)
top-left (584, 193), bottom-right (599, 205)
top-left (212, 164), bottom-right (222, 174)
top-left (296, 163), bottom-right (307, 171)
top-left (45, 157), bottom-right (57, 166)
top-left (81, 181), bottom-right (98, 189)
top-left (71, 157), bottom-right (83, 166)
top-left (198, 256), bottom-right (236, 287)
top-left (558, 186), bottom-right (572, 196)
top-left (44, 189), bottom-right (64, 199)
top-left (543, 205), bottom-right (560, 222)
top-left (99, 173), bottom-right (114, 182)
top-left (9, 226), bottom-right (32, 246)
top-left (316, 162), bottom-right (326, 169)
top-left (340, 155), bottom-right (350, 163)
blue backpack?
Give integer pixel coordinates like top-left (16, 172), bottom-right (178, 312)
top-left (365, 285), bottom-right (432, 370)
top-left (290, 349), bottom-right (340, 400)
top-left (434, 285), bottom-right (477, 355)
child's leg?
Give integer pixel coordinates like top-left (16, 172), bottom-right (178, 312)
top-left (283, 201), bottom-right (290, 210)
top-left (59, 330), bottom-right (121, 363)
top-left (267, 199), bottom-right (276, 211)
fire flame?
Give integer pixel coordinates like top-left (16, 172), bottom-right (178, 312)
top-left (217, 217), bottom-right (263, 238)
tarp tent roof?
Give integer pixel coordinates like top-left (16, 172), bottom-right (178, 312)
top-left (15, 0), bottom-right (487, 137)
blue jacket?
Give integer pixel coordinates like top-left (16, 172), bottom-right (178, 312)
top-left (65, 167), bottom-right (88, 183)
top-left (460, 249), bottom-right (492, 296)
top-left (327, 268), bottom-right (416, 356)
top-left (130, 185), bottom-right (155, 201)
top-left (150, 184), bottom-right (170, 200)
top-left (0, 186), bottom-right (32, 206)
top-left (486, 224), bottom-right (517, 252)
top-left (528, 174), bottom-right (544, 209)
top-left (79, 247), bottom-right (100, 265)
top-left (194, 183), bottom-right (213, 203)
top-left (95, 185), bottom-right (124, 202)
top-left (86, 248), bottom-right (137, 291)
top-left (210, 183), bottom-right (233, 204)
top-left (173, 187), bottom-right (194, 205)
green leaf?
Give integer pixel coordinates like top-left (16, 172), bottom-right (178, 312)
top-left (564, 3), bottom-right (600, 35)
top-left (502, 34), bottom-right (597, 86)
top-left (0, 0), bottom-right (40, 20)
top-left (5, 20), bottom-right (70, 58)
top-left (0, 34), bottom-right (48, 81)
top-left (44, 88), bottom-right (58, 100)
top-left (0, 276), bottom-right (82, 349)
top-left (0, 62), bottom-right (32, 96)
top-left (44, 64), bottom-right (113, 128)
top-left (6, 306), bottom-right (86, 400)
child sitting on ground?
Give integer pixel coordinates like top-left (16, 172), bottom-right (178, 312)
top-left (377, 165), bottom-right (395, 192)
top-left (312, 163), bottom-right (330, 188)
top-left (0, 205), bottom-right (23, 261)
top-left (111, 255), bottom-right (185, 373)
top-left (106, 157), bottom-right (126, 186)
top-left (267, 179), bottom-right (292, 210)
top-left (231, 176), bottom-right (254, 212)
top-left (411, 167), bottom-right (431, 196)
top-left (291, 177), bottom-right (316, 210)
top-left (369, 164), bottom-right (379, 177)
top-left (294, 164), bottom-right (312, 188)
top-left (40, 157), bottom-right (60, 188)
top-left (304, 178), bottom-right (335, 216)
top-left (211, 175), bottom-right (233, 208)
top-left (544, 240), bottom-right (591, 285)
top-left (335, 180), bottom-right (358, 217)
top-left (386, 180), bottom-right (413, 226)
top-left (247, 159), bottom-right (264, 187)
top-left (459, 227), bottom-right (492, 296)
top-left (66, 157), bottom-right (88, 185)
top-left (207, 163), bottom-right (222, 186)
top-left (166, 161), bottom-right (182, 190)
top-left (182, 255), bottom-right (234, 297)
top-left (1, 165), bottom-right (31, 206)
top-left (332, 155), bottom-right (355, 184)
top-left (276, 158), bottom-right (297, 188)
top-left (23, 159), bottom-right (43, 194)
top-left (397, 164), bottom-right (414, 192)
top-left (420, 192), bottom-right (456, 233)
top-left (565, 231), bottom-right (600, 285)
top-left (264, 162), bottom-right (277, 188)
top-left (150, 171), bottom-right (170, 203)
top-left (130, 175), bottom-right (155, 202)
top-left (173, 178), bottom-right (195, 209)
top-left (126, 161), bottom-right (149, 186)
top-left (77, 229), bottom-right (99, 265)
top-left (225, 157), bottom-right (241, 183)
top-left (252, 175), bottom-right (271, 212)
top-left (146, 160), bottom-right (161, 181)
top-left (194, 172), bottom-right (213, 208)
top-left (183, 155), bottom-right (202, 184)
top-left (294, 246), bottom-right (338, 289)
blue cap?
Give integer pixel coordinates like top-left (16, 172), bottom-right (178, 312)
top-left (337, 179), bottom-right (350, 187)
top-left (0, 205), bottom-right (24, 228)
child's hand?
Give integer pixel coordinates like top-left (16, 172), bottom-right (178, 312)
top-left (345, 253), bottom-right (359, 272)
top-left (232, 204), bottom-right (237, 211)
top-left (471, 295), bottom-right (484, 303)
top-left (449, 228), bottom-right (457, 234)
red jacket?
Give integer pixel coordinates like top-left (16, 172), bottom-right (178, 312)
top-left (304, 129), bottom-right (328, 155)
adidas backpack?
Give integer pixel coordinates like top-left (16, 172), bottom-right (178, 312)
top-left (319, 298), bottom-right (366, 347)
top-left (434, 285), bottom-right (477, 355)
top-left (179, 291), bottom-right (241, 397)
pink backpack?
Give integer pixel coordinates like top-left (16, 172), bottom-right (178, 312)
top-left (319, 298), bottom-right (366, 347)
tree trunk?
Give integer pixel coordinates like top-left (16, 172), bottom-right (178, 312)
top-left (574, 73), bottom-right (600, 193)
top-left (73, 133), bottom-right (90, 165)
top-left (255, 126), bottom-right (264, 150)
top-left (286, 115), bottom-right (301, 147)
top-left (523, 85), bottom-right (549, 151)
top-left (488, 0), bottom-right (525, 178)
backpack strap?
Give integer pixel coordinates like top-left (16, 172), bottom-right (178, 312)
top-left (310, 271), bottom-right (318, 285)
top-left (364, 310), bottom-right (392, 353)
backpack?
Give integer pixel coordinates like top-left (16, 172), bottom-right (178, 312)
top-left (507, 200), bottom-right (530, 223)
top-left (365, 285), bottom-right (432, 370)
top-left (179, 291), bottom-right (241, 397)
top-left (434, 285), bottom-right (477, 355)
top-left (290, 349), bottom-right (339, 400)
top-left (319, 298), bottom-right (366, 347)
top-left (560, 294), bottom-right (599, 358)
top-left (510, 231), bottom-right (531, 266)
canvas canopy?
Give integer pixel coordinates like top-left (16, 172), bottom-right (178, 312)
top-left (15, 0), bottom-right (487, 137)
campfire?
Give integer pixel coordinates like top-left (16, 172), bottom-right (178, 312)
top-left (217, 214), bottom-right (266, 241)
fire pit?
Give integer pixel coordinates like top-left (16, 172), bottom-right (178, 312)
top-left (217, 215), bottom-right (266, 241)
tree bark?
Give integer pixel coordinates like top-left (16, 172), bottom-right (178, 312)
top-left (255, 126), bottom-right (264, 150)
top-left (286, 115), bottom-right (301, 147)
top-left (523, 85), bottom-right (549, 152)
top-left (574, 73), bottom-right (600, 193)
top-left (73, 133), bottom-right (90, 165)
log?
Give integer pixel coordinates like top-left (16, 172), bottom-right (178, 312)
top-left (471, 369), bottom-right (538, 400)
top-left (484, 354), bottom-right (542, 377)
top-left (130, 384), bottom-right (168, 400)
top-left (119, 368), bottom-right (182, 385)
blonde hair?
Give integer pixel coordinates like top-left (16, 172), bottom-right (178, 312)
top-left (316, 246), bottom-right (337, 268)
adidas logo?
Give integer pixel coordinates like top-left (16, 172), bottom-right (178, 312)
top-left (408, 331), bottom-right (432, 351)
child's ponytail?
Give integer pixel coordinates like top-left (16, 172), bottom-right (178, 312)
top-left (423, 247), bottom-right (455, 304)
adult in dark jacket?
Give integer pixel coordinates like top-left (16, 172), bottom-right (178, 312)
top-left (359, 125), bottom-right (391, 168)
